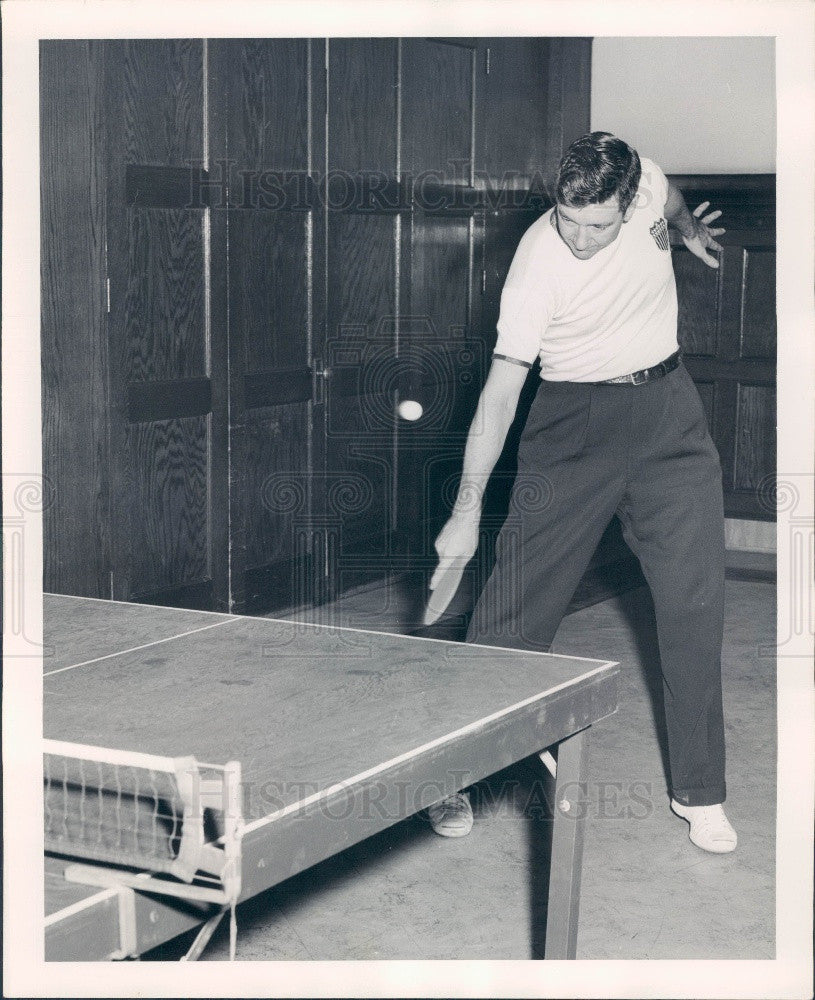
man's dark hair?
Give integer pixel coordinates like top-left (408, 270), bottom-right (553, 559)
top-left (556, 132), bottom-right (642, 214)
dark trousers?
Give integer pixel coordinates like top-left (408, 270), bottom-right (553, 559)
top-left (466, 362), bottom-right (726, 806)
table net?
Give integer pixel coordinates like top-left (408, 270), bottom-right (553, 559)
top-left (43, 740), bottom-right (242, 888)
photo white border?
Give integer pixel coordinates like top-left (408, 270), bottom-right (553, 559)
top-left (3, 1), bottom-right (813, 997)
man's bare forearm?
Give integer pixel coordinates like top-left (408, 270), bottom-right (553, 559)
top-left (451, 384), bottom-right (520, 519)
top-left (664, 182), bottom-right (697, 238)
top-left (430, 360), bottom-right (528, 583)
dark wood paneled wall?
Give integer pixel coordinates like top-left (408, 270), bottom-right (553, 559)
top-left (103, 40), bottom-right (221, 607)
top-left (669, 174), bottom-right (776, 521)
top-left (41, 37), bottom-right (598, 612)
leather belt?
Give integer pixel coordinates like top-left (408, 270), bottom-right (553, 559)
top-left (593, 351), bottom-right (681, 385)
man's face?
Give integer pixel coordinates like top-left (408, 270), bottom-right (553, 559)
top-left (554, 196), bottom-right (634, 260)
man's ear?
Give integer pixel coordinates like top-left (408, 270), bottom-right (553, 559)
top-left (622, 202), bottom-right (636, 223)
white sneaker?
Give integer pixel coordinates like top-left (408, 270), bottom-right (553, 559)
top-left (671, 800), bottom-right (737, 853)
top-left (427, 791), bottom-right (473, 838)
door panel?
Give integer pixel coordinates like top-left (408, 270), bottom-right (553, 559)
top-left (105, 40), bottom-right (218, 605)
top-left (232, 212), bottom-right (310, 372)
top-left (482, 37), bottom-right (553, 186)
top-left (674, 249), bottom-right (720, 357)
top-left (327, 214), bottom-right (397, 332)
top-left (217, 38), bottom-right (326, 611)
top-left (734, 386), bottom-right (777, 491)
top-left (413, 215), bottom-right (472, 337)
top-left (120, 39), bottom-right (204, 164)
top-left (740, 248), bottom-right (776, 358)
top-left (245, 405), bottom-right (313, 569)
top-left (224, 38), bottom-right (311, 171)
top-left (123, 209), bottom-right (207, 381)
top-left (125, 416), bottom-right (210, 596)
top-left (402, 39), bottom-right (476, 182)
top-left (324, 213), bottom-right (398, 564)
top-left (328, 38), bottom-right (399, 173)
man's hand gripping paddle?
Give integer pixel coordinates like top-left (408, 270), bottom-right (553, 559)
top-left (423, 559), bottom-right (468, 627)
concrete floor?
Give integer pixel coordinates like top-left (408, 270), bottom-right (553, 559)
top-left (149, 577), bottom-right (776, 961)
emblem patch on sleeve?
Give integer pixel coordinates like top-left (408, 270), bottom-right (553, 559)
top-left (650, 218), bottom-right (670, 251)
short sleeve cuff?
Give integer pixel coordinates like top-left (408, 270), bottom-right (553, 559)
top-left (493, 352), bottom-right (533, 369)
top-left (640, 157), bottom-right (669, 214)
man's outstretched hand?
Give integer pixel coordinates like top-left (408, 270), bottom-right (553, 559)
top-left (430, 514), bottom-right (480, 591)
top-left (682, 201), bottom-right (726, 269)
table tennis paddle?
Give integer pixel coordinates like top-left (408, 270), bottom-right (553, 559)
top-left (423, 560), bottom-right (467, 626)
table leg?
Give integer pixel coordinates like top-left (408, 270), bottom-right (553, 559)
top-left (543, 727), bottom-right (590, 960)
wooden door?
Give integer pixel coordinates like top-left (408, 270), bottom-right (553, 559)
top-left (211, 39), bottom-right (326, 613)
top-left (321, 38), bottom-right (406, 600)
top-left (103, 40), bottom-right (231, 609)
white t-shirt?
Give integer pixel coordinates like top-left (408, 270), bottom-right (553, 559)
top-left (493, 158), bottom-right (678, 382)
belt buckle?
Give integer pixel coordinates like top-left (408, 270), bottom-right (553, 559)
top-left (631, 368), bottom-right (649, 386)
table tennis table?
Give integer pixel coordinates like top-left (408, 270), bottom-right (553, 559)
top-left (43, 592), bottom-right (619, 961)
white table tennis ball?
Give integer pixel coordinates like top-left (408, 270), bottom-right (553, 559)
top-left (398, 399), bottom-right (423, 421)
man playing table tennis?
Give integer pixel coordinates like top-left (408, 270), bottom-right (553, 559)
top-left (428, 132), bottom-right (737, 854)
